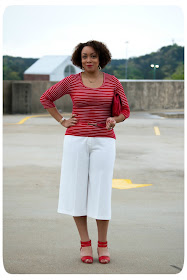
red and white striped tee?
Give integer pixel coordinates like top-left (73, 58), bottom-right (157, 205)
top-left (40, 72), bottom-right (130, 139)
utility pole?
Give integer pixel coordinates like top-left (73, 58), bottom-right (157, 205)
top-left (125, 41), bottom-right (129, 79)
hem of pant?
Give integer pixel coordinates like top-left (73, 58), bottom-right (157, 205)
top-left (57, 209), bottom-right (87, 217)
top-left (57, 209), bottom-right (111, 220)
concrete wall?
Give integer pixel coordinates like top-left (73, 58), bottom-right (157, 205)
top-left (3, 80), bottom-right (184, 114)
top-left (121, 80), bottom-right (184, 111)
top-left (12, 83), bottom-right (32, 113)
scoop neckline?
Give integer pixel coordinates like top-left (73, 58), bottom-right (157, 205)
top-left (80, 72), bottom-right (105, 89)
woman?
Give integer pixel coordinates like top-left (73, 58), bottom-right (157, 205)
top-left (40, 40), bottom-right (130, 264)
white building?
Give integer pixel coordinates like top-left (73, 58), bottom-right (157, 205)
top-left (24, 55), bottom-right (81, 81)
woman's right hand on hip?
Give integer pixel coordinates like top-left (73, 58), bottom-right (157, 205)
top-left (61, 114), bottom-right (78, 128)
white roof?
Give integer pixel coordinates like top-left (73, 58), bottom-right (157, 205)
top-left (24, 55), bottom-right (70, 74)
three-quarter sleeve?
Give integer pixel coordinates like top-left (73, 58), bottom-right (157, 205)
top-left (40, 75), bottom-right (72, 109)
top-left (114, 76), bottom-right (130, 119)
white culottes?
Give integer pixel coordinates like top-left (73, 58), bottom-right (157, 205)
top-left (57, 135), bottom-right (116, 220)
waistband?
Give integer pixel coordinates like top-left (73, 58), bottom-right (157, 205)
top-left (77, 121), bottom-right (106, 128)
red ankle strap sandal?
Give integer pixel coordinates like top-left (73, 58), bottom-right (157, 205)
top-left (97, 241), bottom-right (110, 264)
top-left (80, 240), bottom-right (93, 264)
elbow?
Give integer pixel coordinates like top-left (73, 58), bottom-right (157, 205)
top-left (121, 107), bottom-right (130, 120)
top-left (40, 95), bottom-right (47, 109)
top-left (40, 95), bottom-right (43, 105)
top-left (40, 95), bottom-right (47, 107)
top-left (126, 111), bottom-right (130, 119)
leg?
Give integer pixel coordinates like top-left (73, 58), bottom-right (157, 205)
top-left (96, 219), bottom-right (110, 263)
top-left (96, 219), bottom-right (109, 242)
top-left (73, 216), bottom-right (93, 263)
top-left (87, 138), bottom-right (115, 263)
top-left (73, 216), bottom-right (90, 241)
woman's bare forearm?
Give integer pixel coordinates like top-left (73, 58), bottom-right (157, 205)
top-left (113, 114), bottom-right (125, 123)
top-left (46, 107), bottom-right (63, 122)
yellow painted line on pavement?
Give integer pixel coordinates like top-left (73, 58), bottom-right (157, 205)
top-left (154, 126), bottom-right (160, 136)
top-left (4, 114), bottom-right (50, 125)
top-left (5, 113), bottom-right (72, 125)
top-left (17, 114), bottom-right (50, 124)
top-left (112, 179), bottom-right (152, 189)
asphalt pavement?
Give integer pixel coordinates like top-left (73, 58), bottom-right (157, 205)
top-left (3, 110), bottom-right (184, 274)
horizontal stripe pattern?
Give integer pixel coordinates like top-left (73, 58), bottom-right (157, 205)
top-left (40, 72), bottom-right (130, 139)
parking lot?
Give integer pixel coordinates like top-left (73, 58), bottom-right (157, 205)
top-left (3, 110), bottom-right (184, 274)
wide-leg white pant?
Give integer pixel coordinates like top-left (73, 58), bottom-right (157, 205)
top-left (57, 135), bottom-right (116, 220)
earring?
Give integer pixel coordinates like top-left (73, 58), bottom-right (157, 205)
top-left (98, 65), bottom-right (102, 70)
top-left (82, 67), bottom-right (85, 71)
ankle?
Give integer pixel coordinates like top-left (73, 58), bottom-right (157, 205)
top-left (98, 241), bottom-right (108, 248)
top-left (80, 239), bottom-right (92, 248)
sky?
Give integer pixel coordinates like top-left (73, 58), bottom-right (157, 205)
top-left (2, 2), bottom-right (185, 59)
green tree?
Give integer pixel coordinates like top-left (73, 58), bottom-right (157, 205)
top-left (8, 71), bottom-right (21, 80)
top-left (171, 62), bottom-right (184, 80)
top-left (3, 55), bottom-right (38, 80)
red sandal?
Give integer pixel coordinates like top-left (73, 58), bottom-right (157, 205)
top-left (80, 240), bottom-right (93, 264)
top-left (97, 241), bottom-right (110, 264)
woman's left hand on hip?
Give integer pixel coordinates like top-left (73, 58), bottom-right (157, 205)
top-left (106, 117), bottom-right (116, 130)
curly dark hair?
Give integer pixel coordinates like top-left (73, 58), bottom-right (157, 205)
top-left (71, 40), bottom-right (112, 69)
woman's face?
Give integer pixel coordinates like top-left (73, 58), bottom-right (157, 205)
top-left (81, 46), bottom-right (100, 73)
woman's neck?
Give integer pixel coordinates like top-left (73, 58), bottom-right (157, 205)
top-left (83, 70), bottom-right (101, 79)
